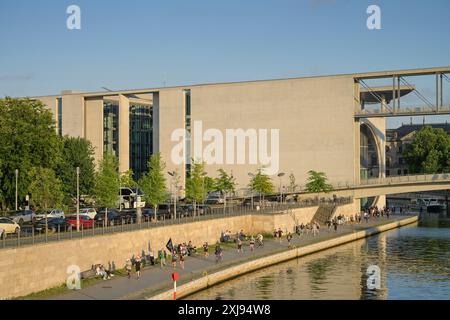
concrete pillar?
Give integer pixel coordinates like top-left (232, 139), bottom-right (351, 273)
top-left (85, 98), bottom-right (104, 168)
top-left (118, 95), bottom-right (130, 173)
top-left (62, 94), bottom-right (85, 138)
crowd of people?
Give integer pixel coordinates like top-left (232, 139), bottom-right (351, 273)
top-left (93, 207), bottom-right (402, 282)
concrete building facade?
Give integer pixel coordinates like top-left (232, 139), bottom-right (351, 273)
top-left (29, 67), bottom-right (450, 207)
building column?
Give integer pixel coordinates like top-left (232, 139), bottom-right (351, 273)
top-left (119, 94), bottom-right (130, 173)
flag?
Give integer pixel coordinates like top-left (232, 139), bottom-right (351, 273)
top-left (166, 238), bottom-right (173, 252)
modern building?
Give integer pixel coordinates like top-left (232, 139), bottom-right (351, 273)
top-left (386, 122), bottom-right (450, 176)
top-left (29, 67), bottom-right (450, 208)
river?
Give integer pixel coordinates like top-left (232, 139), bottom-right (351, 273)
top-left (187, 214), bottom-right (450, 300)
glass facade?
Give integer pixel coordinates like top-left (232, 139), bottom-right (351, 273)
top-left (184, 90), bottom-right (192, 177)
top-left (103, 101), bottom-right (119, 157)
top-left (57, 98), bottom-right (62, 136)
top-left (129, 104), bottom-right (153, 180)
top-left (360, 123), bottom-right (380, 209)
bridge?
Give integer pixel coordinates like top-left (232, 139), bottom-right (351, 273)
top-left (300, 173), bottom-right (450, 200)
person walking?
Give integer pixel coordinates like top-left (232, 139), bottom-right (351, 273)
top-left (125, 259), bottom-right (132, 279)
top-left (287, 233), bottom-right (293, 248)
top-left (203, 242), bottom-right (209, 258)
top-left (179, 252), bottom-right (185, 270)
top-left (278, 228), bottom-right (283, 244)
top-left (333, 219), bottom-right (338, 232)
top-left (134, 255), bottom-right (142, 279)
top-left (159, 250), bottom-right (166, 268)
top-left (215, 242), bottom-right (223, 263)
top-left (249, 236), bottom-right (255, 252)
top-left (237, 238), bottom-right (243, 254)
top-left (171, 250), bottom-right (178, 269)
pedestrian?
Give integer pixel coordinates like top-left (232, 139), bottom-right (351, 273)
top-left (287, 233), bottom-right (293, 248)
top-left (203, 242), bottom-right (209, 258)
top-left (386, 209), bottom-right (390, 219)
top-left (237, 238), bottom-right (243, 253)
top-left (171, 250), bottom-right (178, 269)
top-left (333, 219), bottom-right (338, 232)
top-left (0, 227), bottom-right (4, 240)
top-left (125, 259), bottom-right (132, 279)
top-left (278, 228), bottom-right (283, 243)
top-left (159, 250), bottom-right (166, 268)
top-left (364, 212), bottom-right (369, 223)
top-left (135, 255), bottom-right (142, 279)
top-left (215, 242), bottom-right (223, 263)
top-left (249, 236), bottom-right (255, 252)
top-left (273, 229), bottom-right (278, 241)
top-left (179, 252), bottom-right (185, 270)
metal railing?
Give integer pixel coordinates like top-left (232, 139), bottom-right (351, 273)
top-left (0, 197), bottom-right (353, 250)
top-left (359, 173), bottom-right (450, 186)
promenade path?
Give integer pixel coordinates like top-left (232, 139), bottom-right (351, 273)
top-left (51, 214), bottom-right (416, 300)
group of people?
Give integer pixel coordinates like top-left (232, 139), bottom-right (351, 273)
top-left (220, 229), bottom-right (248, 243)
top-left (95, 264), bottom-right (114, 280)
top-left (295, 221), bottom-right (321, 236)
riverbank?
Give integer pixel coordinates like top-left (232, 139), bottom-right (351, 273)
top-left (44, 215), bottom-right (417, 300)
top-left (150, 215), bottom-right (418, 300)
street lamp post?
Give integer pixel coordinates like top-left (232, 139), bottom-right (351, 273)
top-left (76, 167), bottom-right (80, 232)
top-left (168, 171), bottom-right (175, 220)
top-left (278, 172), bottom-right (285, 204)
top-left (15, 169), bottom-right (18, 211)
top-left (248, 172), bottom-right (255, 210)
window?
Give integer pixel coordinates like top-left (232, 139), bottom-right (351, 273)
top-left (184, 89), bottom-right (192, 177)
top-left (386, 170), bottom-right (390, 176)
top-left (57, 98), bottom-right (63, 135)
top-left (398, 169), bottom-right (402, 175)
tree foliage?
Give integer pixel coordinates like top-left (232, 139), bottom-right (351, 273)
top-left (93, 153), bottom-right (120, 209)
top-left (57, 136), bottom-right (95, 201)
top-left (288, 172), bottom-right (298, 192)
top-left (185, 160), bottom-right (207, 205)
top-left (305, 170), bottom-right (333, 193)
top-left (28, 167), bottom-right (64, 210)
top-left (139, 153), bottom-right (167, 219)
top-left (120, 169), bottom-right (137, 188)
top-left (249, 168), bottom-right (274, 195)
top-left (215, 169), bottom-right (236, 195)
top-left (0, 98), bottom-right (61, 210)
top-left (403, 126), bottom-right (450, 174)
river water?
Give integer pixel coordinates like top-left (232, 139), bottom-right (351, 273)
top-left (188, 214), bottom-right (450, 300)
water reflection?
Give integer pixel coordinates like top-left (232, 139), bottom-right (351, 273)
top-left (188, 216), bottom-right (450, 300)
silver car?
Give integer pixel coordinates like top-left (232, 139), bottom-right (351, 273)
top-left (10, 210), bottom-right (36, 225)
top-left (35, 209), bottom-right (65, 221)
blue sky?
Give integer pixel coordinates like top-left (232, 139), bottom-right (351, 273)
top-left (1, 0), bottom-right (449, 128)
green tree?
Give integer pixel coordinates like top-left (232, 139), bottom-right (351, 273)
top-left (305, 170), bottom-right (333, 193)
top-left (215, 169), bottom-right (236, 212)
top-left (27, 167), bottom-right (64, 210)
top-left (249, 168), bottom-right (274, 204)
top-left (0, 98), bottom-right (62, 210)
top-left (288, 172), bottom-right (298, 193)
top-left (403, 126), bottom-right (450, 174)
top-left (57, 136), bottom-right (95, 203)
top-left (185, 160), bottom-right (207, 216)
top-left (139, 153), bottom-right (167, 221)
top-left (120, 169), bottom-right (137, 188)
top-left (93, 153), bottom-right (120, 217)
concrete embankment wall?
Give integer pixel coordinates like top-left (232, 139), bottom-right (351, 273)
top-left (149, 216), bottom-right (418, 300)
top-left (0, 204), bottom-right (352, 299)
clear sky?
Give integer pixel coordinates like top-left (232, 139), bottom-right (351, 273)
top-left (1, 0), bottom-right (449, 128)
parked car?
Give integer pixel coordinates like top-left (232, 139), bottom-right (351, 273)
top-left (34, 218), bottom-right (70, 233)
top-left (10, 210), bottom-right (36, 225)
top-left (205, 192), bottom-right (225, 204)
top-left (78, 208), bottom-right (97, 219)
top-left (0, 217), bottom-right (21, 238)
top-left (94, 208), bottom-right (121, 226)
top-left (35, 209), bottom-right (65, 221)
top-left (66, 215), bottom-right (95, 229)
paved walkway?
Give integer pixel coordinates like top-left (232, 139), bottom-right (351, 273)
top-left (51, 215), bottom-right (416, 300)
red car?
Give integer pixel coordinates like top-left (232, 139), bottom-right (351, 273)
top-left (67, 215), bottom-right (95, 229)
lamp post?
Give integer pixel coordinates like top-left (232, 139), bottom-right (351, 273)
top-left (15, 169), bottom-right (18, 211)
top-left (168, 171), bottom-right (176, 220)
top-left (278, 172), bottom-right (285, 204)
top-left (76, 167), bottom-right (80, 232)
top-left (248, 172), bottom-right (255, 210)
